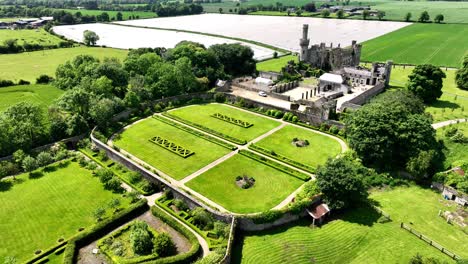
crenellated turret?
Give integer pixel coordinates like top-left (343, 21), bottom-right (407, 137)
top-left (299, 24), bottom-right (310, 61)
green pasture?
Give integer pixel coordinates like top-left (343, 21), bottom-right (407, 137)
top-left (0, 84), bottom-right (63, 113)
top-left (113, 117), bottom-right (230, 180)
top-left (0, 46), bottom-right (128, 82)
top-left (0, 29), bottom-right (64, 46)
top-left (255, 125), bottom-right (342, 168)
top-left (61, 9), bottom-right (156, 20)
top-left (167, 104), bottom-right (281, 142)
top-left (371, 185), bottom-right (467, 258)
top-left (232, 205), bottom-right (450, 264)
top-left (0, 161), bottom-right (130, 262)
top-left (361, 23), bottom-right (468, 68)
top-left (186, 154), bottom-right (304, 214)
top-left (256, 55), bottom-right (297, 72)
top-left (387, 65), bottom-right (467, 122)
top-left (437, 122), bottom-right (468, 168)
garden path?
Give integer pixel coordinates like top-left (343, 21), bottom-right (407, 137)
top-left (432, 118), bottom-right (467, 129)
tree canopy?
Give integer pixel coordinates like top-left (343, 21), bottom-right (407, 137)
top-left (406, 64), bottom-right (446, 104)
top-left (83, 30), bottom-right (99, 46)
top-left (456, 55), bottom-right (468, 91)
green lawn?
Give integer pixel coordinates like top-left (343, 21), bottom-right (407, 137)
top-left (113, 117), bottom-right (231, 180)
top-left (61, 9), bottom-right (156, 20)
top-left (0, 84), bottom-right (63, 112)
top-left (256, 55), bottom-right (298, 73)
top-left (361, 23), bottom-right (468, 68)
top-left (232, 205), bottom-right (450, 264)
top-left (387, 65), bottom-right (468, 122)
top-left (167, 104), bottom-right (281, 142)
top-left (255, 125), bottom-right (342, 168)
top-left (0, 29), bottom-right (64, 46)
top-left (0, 161), bottom-right (130, 262)
top-left (0, 46), bottom-right (128, 82)
top-left (371, 185), bottom-right (467, 258)
top-left (186, 154), bottom-right (304, 213)
top-left (437, 122), bottom-right (468, 168)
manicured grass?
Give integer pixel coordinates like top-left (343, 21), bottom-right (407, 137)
top-left (437, 122), bottom-right (468, 168)
top-left (0, 29), bottom-right (64, 46)
top-left (0, 161), bottom-right (130, 262)
top-left (113, 117), bottom-right (230, 180)
top-left (361, 23), bottom-right (468, 68)
top-left (61, 9), bottom-right (156, 20)
top-left (256, 55), bottom-right (297, 73)
top-left (186, 154), bottom-right (304, 213)
top-left (387, 65), bottom-right (468, 122)
top-left (167, 104), bottom-right (281, 142)
top-left (371, 185), bottom-right (468, 258)
top-left (233, 205), bottom-right (451, 263)
top-left (0, 46), bottom-right (128, 82)
top-left (255, 125), bottom-right (342, 168)
top-left (0, 84), bottom-right (64, 112)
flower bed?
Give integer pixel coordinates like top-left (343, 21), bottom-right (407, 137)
top-left (149, 136), bottom-right (194, 158)
top-left (211, 113), bottom-right (253, 128)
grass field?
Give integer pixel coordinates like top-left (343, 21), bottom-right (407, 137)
top-left (61, 9), bottom-right (156, 20)
top-left (232, 205), bottom-right (450, 263)
top-left (371, 185), bottom-right (467, 258)
top-left (437, 122), bottom-right (468, 168)
top-left (0, 84), bottom-right (63, 113)
top-left (255, 125), bottom-right (342, 168)
top-left (0, 29), bottom-right (64, 46)
top-left (167, 104), bottom-right (281, 142)
top-left (0, 161), bottom-right (130, 262)
top-left (361, 23), bottom-right (468, 68)
top-left (387, 65), bottom-right (468, 122)
top-left (186, 154), bottom-right (304, 213)
top-left (0, 46), bottom-right (128, 82)
top-left (256, 55), bottom-right (297, 72)
top-left (113, 117), bottom-right (231, 180)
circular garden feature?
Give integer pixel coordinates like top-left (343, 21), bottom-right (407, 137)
top-left (236, 175), bottom-right (256, 189)
top-left (292, 138), bottom-right (310, 148)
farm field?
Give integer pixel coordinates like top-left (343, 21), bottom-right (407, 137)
top-left (116, 14), bottom-right (410, 52)
top-left (361, 23), bottom-right (468, 68)
top-left (387, 65), bottom-right (467, 122)
top-left (371, 185), bottom-right (468, 258)
top-left (0, 46), bottom-right (128, 82)
top-left (0, 29), bottom-right (64, 46)
top-left (255, 125), bottom-right (342, 168)
top-left (256, 55), bottom-right (297, 72)
top-left (437, 122), bottom-right (468, 168)
top-left (0, 161), bottom-right (130, 262)
top-left (0, 84), bottom-right (63, 113)
top-left (186, 154), bottom-right (304, 213)
top-left (232, 205), bottom-right (450, 263)
top-left (53, 23), bottom-right (276, 60)
top-left (167, 104), bottom-right (281, 142)
top-left (61, 9), bottom-right (156, 20)
top-left (112, 117), bottom-right (231, 180)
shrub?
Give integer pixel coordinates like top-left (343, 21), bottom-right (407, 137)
top-left (36, 75), bottom-right (53, 84)
top-left (104, 177), bottom-right (122, 193)
top-left (128, 171), bottom-right (142, 184)
top-left (319, 123), bottom-right (328, 131)
top-left (213, 221), bottom-right (229, 238)
top-left (0, 161), bottom-right (19, 178)
top-left (93, 207), bottom-right (106, 221)
top-left (17, 79), bottom-right (30, 85)
top-left (174, 199), bottom-right (189, 211)
top-left (191, 207), bottom-right (213, 230)
top-left (36, 152), bottom-right (53, 167)
top-left (98, 150), bottom-right (108, 161)
top-left (22, 156), bottom-right (38, 173)
top-left (292, 116), bottom-right (298, 122)
top-left (96, 169), bottom-right (113, 183)
top-left (329, 125), bottom-right (339, 134)
top-left (214, 92), bottom-right (226, 103)
top-left (128, 190), bottom-right (140, 203)
top-left (153, 233), bottom-right (176, 257)
top-left (163, 188), bottom-right (173, 200)
top-left (142, 181), bottom-right (157, 193)
top-left (274, 110), bottom-right (284, 119)
top-left (252, 210), bottom-right (283, 224)
top-left (130, 221), bottom-right (153, 255)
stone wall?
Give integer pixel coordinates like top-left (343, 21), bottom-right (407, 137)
top-left (345, 82), bottom-right (385, 106)
top-left (237, 211), bottom-right (307, 231)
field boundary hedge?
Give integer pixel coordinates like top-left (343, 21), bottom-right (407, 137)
top-left (238, 150), bottom-right (310, 181)
top-left (153, 115), bottom-right (237, 150)
top-left (248, 144), bottom-right (316, 173)
top-left (162, 112), bottom-right (247, 145)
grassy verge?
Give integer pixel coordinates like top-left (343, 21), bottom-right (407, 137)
top-left (256, 55), bottom-right (298, 72)
top-left (0, 84), bottom-right (64, 113)
top-left (248, 144), bottom-right (315, 173)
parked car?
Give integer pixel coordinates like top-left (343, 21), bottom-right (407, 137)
top-left (258, 91), bottom-right (267, 97)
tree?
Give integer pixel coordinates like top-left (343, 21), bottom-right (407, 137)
top-left (89, 98), bottom-right (119, 128)
top-left (93, 207), bottom-right (106, 221)
top-left (12, 149), bottom-right (25, 165)
top-left (321, 8), bottom-right (330, 18)
top-left (304, 2), bottom-right (316, 12)
top-left (418, 11), bottom-right (430, 22)
top-left (36, 151), bottom-right (53, 167)
top-left (316, 154), bottom-right (369, 209)
top-left (83, 30), bottom-right (99, 46)
top-left (362, 10), bottom-right (370, 20)
top-left (130, 221), bottom-right (153, 255)
top-left (337, 9), bottom-right (344, 19)
top-left (377, 10), bottom-right (385, 20)
top-left (218, 7), bottom-right (223, 13)
top-left (22, 156), bottom-right (38, 174)
top-left (455, 55), bottom-right (468, 91)
top-left (405, 12), bottom-right (412, 22)
top-left (406, 64), bottom-right (446, 104)
top-left (153, 233), bottom-right (176, 257)
top-left (295, 10), bottom-right (302, 16)
top-left (434, 14), bottom-right (444, 23)
top-left (116, 12), bottom-right (123, 21)
top-left (105, 177), bottom-right (122, 193)
top-left (209, 43), bottom-right (256, 77)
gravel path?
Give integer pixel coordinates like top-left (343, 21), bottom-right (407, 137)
top-left (432, 118), bottom-right (467, 129)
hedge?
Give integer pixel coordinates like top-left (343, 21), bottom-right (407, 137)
top-left (249, 144), bottom-right (315, 173)
top-left (24, 241), bottom-right (67, 264)
top-left (238, 150), bottom-right (310, 181)
top-left (153, 115), bottom-right (237, 151)
top-left (149, 136), bottom-right (195, 158)
top-left (162, 112), bottom-right (247, 145)
top-left (250, 210), bottom-right (284, 224)
top-left (62, 199), bottom-right (149, 264)
top-left (211, 113), bottom-right (253, 128)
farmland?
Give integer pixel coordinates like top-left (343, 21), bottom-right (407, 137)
top-left (256, 55), bottom-right (297, 72)
top-left (0, 161), bottom-right (131, 262)
top-left (0, 46), bottom-right (128, 82)
top-left (0, 84), bottom-right (63, 113)
top-left (0, 29), bottom-right (64, 46)
top-left (61, 9), bottom-right (156, 20)
top-left (361, 23), bottom-right (468, 68)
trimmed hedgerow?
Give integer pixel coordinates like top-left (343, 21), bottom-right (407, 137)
top-left (248, 144), bottom-right (315, 173)
top-left (211, 113), bottom-right (253, 128)
top-left (153, 115), bottom-right (237, 151)
top-left (162, 112), bottom-right (247, 145)
top-left (149, 136), bottom-right (195, 158)
top-left (238, 150), bottom-right (310, 181)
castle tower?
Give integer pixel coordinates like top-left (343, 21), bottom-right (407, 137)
top-left (299, 24), bottom-right (310, 61)
top-left (351, 40), bottom-right (362, 66)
